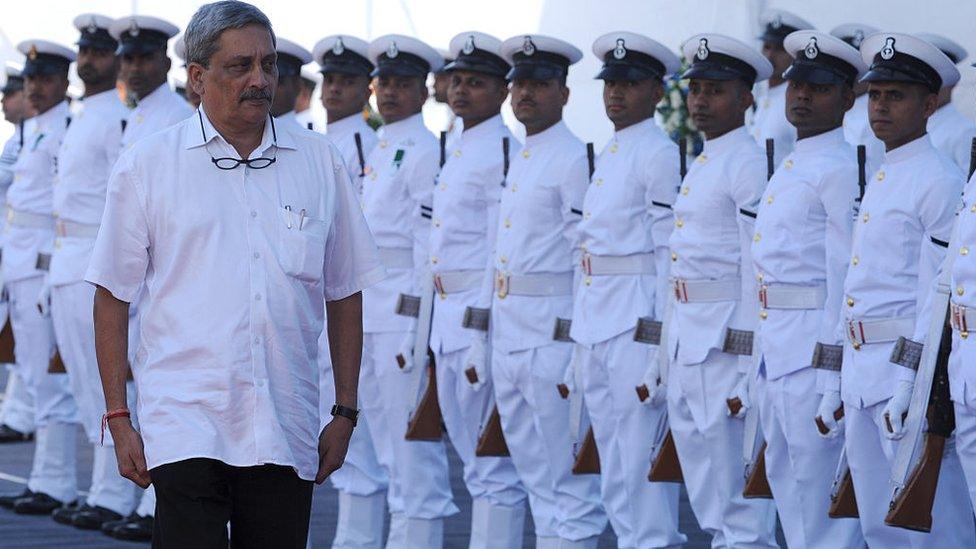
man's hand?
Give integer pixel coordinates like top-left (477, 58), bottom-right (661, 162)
top-left (316, 417), bottom-right (354, 484)
top-left (814, 390), bottom-right (844, 439)
top-left (726, 374), bottom-right (750, 419)
top-left (108, 418), bottom-right (151, 488)
top-left (395, 333), bottom-right (414, 372)
top-left (883, 379), bottom-right (914, 440)
top-left (462, 336), bottom-right (488, 390)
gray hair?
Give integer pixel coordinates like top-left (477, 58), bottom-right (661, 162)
top-left (184, 1), bottom-right (276, 68)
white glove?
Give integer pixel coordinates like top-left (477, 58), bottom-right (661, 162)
top-left (395, 332), bottom-right (415, 373)
top-left (883, 379), bottom-right (914, 440)
top-left (726, 374), bottom-right (750, 419)
top-left (815, 390), bottom-right (844, 439)
top-left (462, 336), bottom-right (488, 391)
top-left (636, 351), bottom-right (667, 407)
top-left (36, 283), bottom-right (51, 317)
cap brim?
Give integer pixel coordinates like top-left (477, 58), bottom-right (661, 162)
top-left (595, 64), bottom-right (659, 81)
top-left (680, 65), bottom-right (743, 81)
top-left (506, 63), bottom-right (564, 81)
top-left (371, 65), bottom-right (427, 78)
top-left (117, 42), bottom-right (165, 56)
top-left (783, 64), bottom-right (848, 85)
top-left (319, 63), bottom-right (371, 77)
top-left (443, 58), bottom-right (508, 77)
top-left (860, 67), bottom-right (935, 90)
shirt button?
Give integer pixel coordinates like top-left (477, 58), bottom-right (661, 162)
top-left (254, 293), bottom-right (262, 301)
top-left (753, 233), bottom-right (761, 242)
top-left (759, 311), bottom-right (768, 320)
top-left (784, 159), bottom-right (794, 169)
top-left (963, 247), bottom-right (970, 256)
top-left (696, 155), bottom-right (707, 164)
top-left (847, 297), bottom-right (855, 307)
top-left (675, 219), bottom-right (684, 228)
top-left (681, 186), bottom-right (689, 195)
top-left (671, 252), bottom-right (677, 262)
top-left (957, 286), bottom-right (965, 296)
top-left (504, 218), bottom-right (511, 228)
top-left (971, 204), bottom-right (976, 213)
top-left (584, 276), bottom-right (592, 286)
top-left (500, 255), bottom-right (508, 264)
top-left (862, 213), bottom-right (870, 223)
top-left (256, 379), bottom-right (266, 388)
top-left (609, 143), bottom-right (619, 154)
top-left (250, 210), bottom-right (257, 218)
top-left (431, 256), bottom-right (439, 265)
top-left (584, 212), bottom-right (592, 220)
top-left (522, 150), bottom-right (531, 159)
top-left (852, 255), bottom-right (859, 265)
top-left (453, 149), bottom-right (462, 157)
top-left (511, 183), bottom-right (518, 192)
top-left (439, 183), bottom-right (446, 191)
top-left (766, 195), bottom-right (774, 204)
top-left (379, 140), bottom-right (388, 149)
top-left (433, 218), bottom-right (441, 227)
top-left (876, 171), bottom-right (885, 182)
top-left (595, 178), bottom-right (603, 186)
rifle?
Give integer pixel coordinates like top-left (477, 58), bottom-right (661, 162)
top-left (354, 132), bottom-right (366, 178)
top-left (475, 405), bottom-right (510, 457)
top-left (586, 142), bottom-right (595, 180)
top-left (857, 145), bottom-right (866, 201)
top-left (828, 449), bottom-right (859, 518)
top-left (47, 349), bottom-right (66, 374)
top-left (572, 425), bottom-right (600, 475)
top-left (646, 405), bottom-right (682, 482)
top-left (765, 138), bottom-right (774, 180)
top-left (0, 317), bottom-right (13, 364)
top-left (679, 137), bottom-right (688, 179)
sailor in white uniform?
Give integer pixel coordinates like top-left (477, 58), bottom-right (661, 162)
top-left (831, 23), bottom-right (885, 171)
top-left (272, 38), bottom-right (313, 129)
top-left (916, 33), bottom-right (976, 174)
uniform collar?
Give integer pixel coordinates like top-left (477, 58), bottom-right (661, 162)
top-left (379, 112), bottom-right (426, 139)
top-left (883, 133), bottom-right (932, 164)
top-left (185, 106), bottom-right (296, 153)
top-left (133, 82), bottom-right (171, 110)
top-left (793, 126), bottom-right (846, 153)
top-left (327, 112), bottom-right (367, 134)
top-left (82, 88), bottom-right (122, 107)
top-left (458, 113), bottom-right (505, 142)
top-left (928, 104), bottom-right (957, 127)
top-left (275, 110), bottom-right (299, 128)
top-left (701, 124), bottom-right (751, 156)
top-left (524, 119), bottom-right (568, 147)
top-left (34, 100), bottom-right (70, 131)
top-left (612, 117), bottom-right (657, 143)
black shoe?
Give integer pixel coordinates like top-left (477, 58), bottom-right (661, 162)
top-left (0, 489), bottom-right (31, 509)
top-left (52, 502), bottom-right (87, 525)
top-left (13, 492), bottom-right (68, 515)
top-left (101, 514), bottom-right (132, 535)
top-left (73, 505), bottom-right (123, 530)
top-left (0, 424), bottom-right (32, 443)
top-left (110, 514), bottom-right (153, 542)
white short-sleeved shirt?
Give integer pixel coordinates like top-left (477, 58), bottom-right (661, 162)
top-left (85, 108), bottom-right (385, 480)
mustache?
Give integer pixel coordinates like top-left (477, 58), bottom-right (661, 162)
top-left (239, 88), bottom-right (272, 103)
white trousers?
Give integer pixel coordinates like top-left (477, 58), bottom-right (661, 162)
top-left (49, 281), bottom-right (138, 515)
top-left (845, 401), bottom-right (975, 548)
top-left (578, 331), bottom-right (685, 549)
top-left (492, 343), bottom-right (606, 541)
top-left (756, 367), bottom-right (862, 549)
top-left (0, 366), bottom-right (34, 433)
top-left (953, 401), bottom-right (976, 514)
top-left (10, 276), bottom-right (78, 503)
top-left (361, 331), bottom-right (457, 520)
top-left (667, 349), bottom-right (777, 548)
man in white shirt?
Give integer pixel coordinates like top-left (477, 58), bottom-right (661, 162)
top-left (832, 23), bottom-right (885, 171)
top-left (271, 38), bottom-right (312, 129)
top-left (88, 3), bottom-right (384, 547)
top-left (577, 32), bottom-right (686, 549)
top-left (45, 14), bottom-right (135, 532)
top-left (0, 39), bottom-right (78, 516)
top-left (840, 31), bottom-right (974, 548)
top-left (751, 30), bottom-right (866, 549)
top-left (667, 33), bottom-right (779, 548)
top-left (917, 33), bottom-right (976, 174)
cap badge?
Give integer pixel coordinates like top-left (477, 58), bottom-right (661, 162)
top-left (128, 19), bottom-right (140, 37)
top-left (696, 38), bottom-right (709, 61)
top-left (771, 14), bottom-right (783, 29)
top-left (387, 41), bottom-right (399, 58)
top-left (522, 36), bottom-right (536, 56)
top-left (86, 16), bottom-right (98, 34)
top-left (881, 37), bottom-right (896, 60)
top-left (852, 30), bottom-right (865, 48)
top-left (332, 37), bottom-right (345, 56)
top-left (462, 35), bottom-right (476, 55)
top-left (613, 38), bottom-right (627, 60)
top-left (27, 45), bottom-right (38, 61)
top-left (804, 37), bottom-right (819, 59)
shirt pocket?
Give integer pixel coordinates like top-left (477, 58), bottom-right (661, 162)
top-left (276, 206), bottom-right (328, 283)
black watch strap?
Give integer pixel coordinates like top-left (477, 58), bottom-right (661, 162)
top-left (330, 404), bottom-right (359, 426)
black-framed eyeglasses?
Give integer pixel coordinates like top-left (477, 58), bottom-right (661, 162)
top-left (198, 110), bottom-right (278, 170)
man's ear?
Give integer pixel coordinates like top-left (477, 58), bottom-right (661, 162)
top-left (738, 81), bottom-right (755, 112)
top-left (650, 81), bottom-right (665, 105)
top-left (841, 85), bottom-right (855, 113)
top-left (921, 89), bottom-right (938, 118)
top-left (561, 85), bottom-right (570, 107)
top-left (188, 63), bottom-right (205, 97)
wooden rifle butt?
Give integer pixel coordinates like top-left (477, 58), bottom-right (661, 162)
top-left (405, 359), bottom-right (443, 441)
top-left (743, 442), bottom-right (773, 499)
top-left (648, 429), bottom-right (683, 483)
top-left (47, 348), bottom-right (66, 374)
top-left (475, 405), bottom-right (510, 457)
top-left (828, 469), bottom-right (859, 519)
top-left (572, 426), bottom-right (600, 475)
top-left (0, 317), bottom-right (15, 364)
top-left (884, 434), bottom-right (946, 532)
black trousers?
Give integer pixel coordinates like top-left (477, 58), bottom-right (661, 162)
top-left (151, 458), bottom-right (313, 549)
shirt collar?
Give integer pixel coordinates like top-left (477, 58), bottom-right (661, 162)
top-left (929, 104), bottom-right (954, 127)
top-left (458, 113), bottom-right (506, 143)
top-left (185, 106), bottom-right (296, 153)
top-left (524, 119), bottom-right (567, 147)
top-left (275, 110), bottom-right (299, 128)
top-left (34, 100), bottom-right (70, 131)
top-left (82, 88), bottom-right (122, 108)
top-left (134, 82), bottom-right (170, 110)
top-left (793, 127), bottom-right (846, 153)
top-left (327, 112), bottom-right (367, 135)
top-left (379, 112), bottom-right (426, 139)
top-left (612, 117), bottom-right (658, 144)
top-left (701, 125), bottom-right (751, 156)
top-left (883, 133), bottom-right (932, 164)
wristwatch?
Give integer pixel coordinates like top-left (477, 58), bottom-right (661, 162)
top-left (330, 404), bottom-right (359, 427)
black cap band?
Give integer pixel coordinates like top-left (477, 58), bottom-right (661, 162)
top-left (277, 52), bottom-right (304, 77)
top-left (444, 48), bottom-right (510, 78)
top-left (861, 51), bottom-right (942, 92)
top-left (2, 76), bottom-right (24, 94)
top-left (117, 29), bottom-right (169, 56)
top-left (371, 51), bottom-right (431, 78)
top-left (23, 53), bottom-right (71, 77)
top-left (785, 51), bottom-right (858, 85)
top-left (760, 24), bottom-right (801, 45)
top-left (596, 49), bottom-right (666, 81)
top-left (320, 50), bottom-right (374, 77)
top-left (681, 51), bottom-right (757, 83)
top-left (507, 50), bottom-right (570, 81)
top-left (77, 28), bottom-right (118, 51)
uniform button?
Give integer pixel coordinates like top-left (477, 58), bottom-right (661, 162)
top-left (876, 171), bottom-right (885, 181)
top-left (957, 286), bottom-right (965, 296)
top-left (595, 178), bottom-right (603, 186)
top-left (852, 255), bottom-right (859, 265)
top-left (54, 239), bottom-right (61, 249)
top-left (584, 212), bottom-right (592, 220)
top-left (511, 183), bottom-right (518, 192)
top-left (256, 379), bottom-right (266, 388)
top-left (963, 247), bottom-right (970, 256)
top-left (971, 204), bottom-right (976, 213)
top-left (671, 252), bottom-right (677, 262)
top-left (756, 274), bottom-right (763, 282)
top-left (254, 293), bottom-right (262, 301)
top-left (753, 232), bottom-right (761, 242)
top-left (379, 140), bottom-right (388, 148)
top-left (254, 336), bottom-right (260, 344)
top-left (681, 186), bottom-right (689, 195)
top-left (759, 311), bottom-right (768, 320)
top-left (675, 219), bottom-right (684, 228)
top-left (580, 244), bottom-right (587, 252)
top-left (504, 218), bottom-right (511, 228)
top-left (862, 213), bottom-right (870, 223)
top-left (500, 256), bottom-right (508, 264)
top-left (584, 276), bottom-right (592, 286)
top-left (609, 143), bottom-right (619, 153)
top-left (784, 159), bottom-right (794, 169)
top-left (696, 155), bottom-right (707, 164)
top-left (766, 195), bottom-right (774, 204)
top-left (250, 210), bottom-right (257, 218)
top-left (434, 218), bottom-right (441, 227)
top-left (370, 172), bottom-right (377, 181)
top-left (847, 297), bottom-right (855, 307)
top-left (453, 150), bottom-right (462, 157)
top-left (522, 150), bottom-right (531, 159)
top-left (963, 332), bottom-right (970, 339)
top-left (431, 256), bottom-right (439, 264)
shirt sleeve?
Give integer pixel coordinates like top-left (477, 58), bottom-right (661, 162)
top-left (84, 151), bottom-right (151, 303)
top-left (643, 142), bottom-right (680, 320)
top-left (322, 145), bottom-right (386, 301)
top-left (815, 163), bottom-right (858, 392)
top-left (731, 154), bottom-right (767, 374)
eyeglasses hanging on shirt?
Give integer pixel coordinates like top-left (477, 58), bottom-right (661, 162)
top-left (198, 110), bottom-right (277, 170)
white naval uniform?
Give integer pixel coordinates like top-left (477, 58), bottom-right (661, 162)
top-left (3, 100), bottom-right (78, 504)
top-left (429, 114), bottom-right (527, 547)
top-left (326, 113), bottom-right (378, 194)
top-left (666, 125), bottom-right (778, 548)
top-left (119, 83), bottom-right (194, 519)
top-left (570, 118), bottom-right (684, 549)
top-left (0, 123), bottom-right (34, 435)
top-left (928, 104), bottom-right (976, 175)
top-left (295, 108), bottom-right (322, 133)
top-left (359, 112), bottom-right (457, 547)
top-left (485, 120), bottom-right (605, 547)
top-left (840, 134), bottom-right (974, 548)
top-left (842, 94), bottom-right (885, 173)
top-left (751, 128), bottom-right (863, 548)
top-left (751, 82), bottom-right (796, 168)
top-left (49, 89), bottom-right (137, 516)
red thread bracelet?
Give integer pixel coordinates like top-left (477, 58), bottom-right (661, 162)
top-left (101, 408), bottom-right (131, 446)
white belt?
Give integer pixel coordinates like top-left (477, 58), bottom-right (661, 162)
top-left (6, 208), bottom-right (54, 230)
top-left (758, 283), bottom-right (826, 310)
top-left (672, 278), bottom-right (740, 303)
top-left (378, 247), bottom-right (413, 270)
top-left (495, 270), bottom-right (573, 299)
top-left (846, 315), bottom-right (915, 349)
top-left (950, 302), bottom-right (976, 337)
top-left (433, 270), bottom-right (482, 297)
top-left (54, 218), bottom-right (100, 239)
top-left (580, 252), bottom-right (654, 276)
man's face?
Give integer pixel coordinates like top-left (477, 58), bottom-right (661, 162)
top-left (320, 72), bottom-right (371, 122)
top-left (1, 90), bottom-right (32, 124)
top-left (867, 81), bottom-right (937, 148)
top-left (76, 46), bottom-right (119, 89)
top-left (602, 78), bottom-right (662, 130)
top-left (190, 24), bottom-right (277, 128)
top-left (119, 49), bottom-right (170, 99)
top-left (510, 77), bottom-right (567, 129)
top-left (785, 79), bottom-right (853, 136)
top-left (447, 70), bottom-right (507, 124)
top-left (761, 41), bottom-right (792, 85)
top-left (373, 74), bottom-right (427, 124)
top-left (24, 72), bottom-right (68, 115)
top-left (433, 71), bottom-right (450, 103)
top-left (271, 73), bottom-right (300, 117)
top-left (686, 78), bottom-right (752, 137)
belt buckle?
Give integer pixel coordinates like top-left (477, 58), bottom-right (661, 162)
top-left (954, 304), bottom-right (969, 338)
top-left (496, 272), bottom-right (509, 300)
top-left (847, 320), bottom-right (863, 350)
top-left (673, 279), bottom-right (688, 303)
top-left (581, 253), bottom-right (592, 276)
top-left (433, 274), bottom-right (446, 300)
top-left (758, 285), bottom-right (768, 309)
